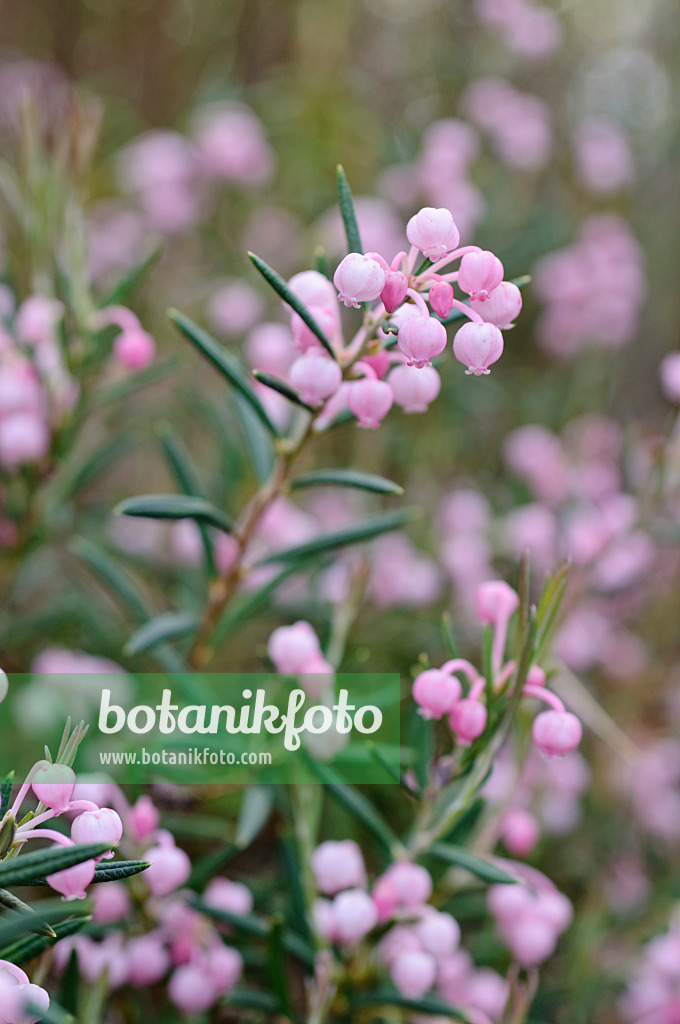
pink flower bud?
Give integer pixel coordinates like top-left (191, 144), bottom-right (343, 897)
top-left (126, 934), bottom-right (171, 987)
top-left (660, 352), bottom-right (680, 403)
top-left (414, 909), bottom-right (461, 957)
top-left (406, 207), bottom-right (460, 260)
top-left (449, 699), bottom-right (487, 745)
top-left (15, 296), bottom-right (63, 347)
top-left (204, 945), bottom-right (243, 995)
top-left (526, 665), bottom-right (546, 687)
top-left (203, 877), bottom-right (254, 916)
top-left (428, 281), bottom-right (454, 318)
top-left (390, 950), bottom-right (437, 999)
top-left (91, 881), bottom-right (131, 925)
top-left (168, 963), bottom-right (217, 1015)
top-left (362, 351), bottom-right (391, 379)
top-left (145, 839), bottom-right (192, 896)
top-left (458, 251), bottom-right (504, 301)
top-left (475, 580), bottom-right (519, 625)
top-left (532, 711), bottom-right (582, 757)
top-left (347, 379), bottom-right (393, 429)
top-left (453, 321), bottom-right (504, 376)
top-left (397, 316), bottom-right (447, 368)
top-left (380, 270), bottom-right (409, 313)
top-left (128, 794), bottom-right (160, 842)
top-left (31, 762), bottom-right (76, 812)
top-left (289, 353), bottom-right (342, 407)
top-left (0, 961), bottom-right (51, 1024)
top-left (388, 364), bottom-right (441, 413)
top-left (47, 858), bottom-right (96, 901)
top-left (268, 621), bottom-right (320, 673)
top-left (500, 808), bottom-right (540, 857)
top-left (470, 281), bottom-right (522, 329)
top-left (71, 808), bottom-right (123, 858)
top-left (412, 669), bottom-right (462, 720)
top-left (372, 863), bottom-right (433, 921)
top-left (113, 327), bottom-right (156, 371)
top-left (290, 306), bottom-right (337, 354)
top-left (333, 253), bottom-right (386, 308)
top-left (0, 413), bottom-right (50, 470)
top-left (332, 888), bottom-right (378, 945)
top-left (311, 840), bottom-right (366, 895)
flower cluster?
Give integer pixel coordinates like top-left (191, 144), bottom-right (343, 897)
top-left (413, 580), bottom-right (582, 756)
top-left (533, 215), bottom-right (645, 358)
top-left (462, 79), bottom-right (553, 172)
top-left (620, 906), bottom-right (680, 1024)
top-left (474, 0), bottom-right (562, 60)
top-left (53, 781), bottom-right (245, 1016)
top-left (245, 206), bottom-right (521, 433)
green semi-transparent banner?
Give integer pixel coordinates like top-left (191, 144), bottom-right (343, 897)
top-left (1, 672), bottom-right (402, 785)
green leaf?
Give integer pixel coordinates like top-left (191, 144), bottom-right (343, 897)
top-left (0, 844), bottom-right (110, 889)
top-left (349, 990), bottom-right (469, 1021)
top-left (248, 252), bottom-right (337, 360)
top-left (252, 370), bottom-right (316, 412)
top-left (60, 948), bottom-right (80, 1014)
top-left (70, 537), bottom-right (150, 623)
top-left (303, 759), bottom-right (402, 855)
top-left (228, 987), bottom-right (279, 1013)
top-left (212, 564), bottom-right (301, 644)
top-left (235, 786), bottom-right (275, 848)
top-left (169, 309), bottom-right (280, 436)
top-left (256, 507), bottom-right (418, 566)
top-left (232, 392), bottom-right (275, 484)
top-left (158, 424), bottom-right (216, 576)
top-left (430, 843), bottom-right (519, 884)
top-left (0, 772), bottom-right (14, 819)
top-left (192, 901), bottom-right (314, 966)
top-left (91, 860), bottom-right (150, 883)
top-left (0, 900), bottom-right (86, 946)
top-left (51, 435), bottom-right (131, 505)
top-left (125, 612), bottom-right (199, 656)
top-left (101, 243), bottom-right (162, 306)
top-left (0, 914), bottom-right (90, 964)
top-left (89, 355), bottom-right (180, 409)
top-left (290, 468), bottom-right (403, 495)
top-left (266, 915), bottom-right (295, 1018)
top-left (336, 164), bottom-right (363, 255)
top-left (116, 494), bottom-right (233, 534)
top-left (0, 889), bottom-right (56, 937)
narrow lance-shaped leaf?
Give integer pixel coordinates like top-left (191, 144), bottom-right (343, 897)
top-left (336, 164), bottom-right (363, 255)
top-left (430, 843), bottom-right (519, 885)
top-left (125, 613), bottom-right (199, 656)
top-left (0, 890), bottom-right (56, 937)
top-left (158, 424), bottom-right (216, 577)
top-left (0, 843), bottom-right (111, 889)
top-left (248, 252), bottom-right (337, 360)
top-left (256, 507), bottom-right (418, 566)
top-left (0, 914), bottom-right (90, 965)
top-left (349, 989), bottom-right (468, 1021)
top-left (290, 468), bottom-right (403, 495)
top-left (169, 309), bottom-right (281, 435)
top-left (101, 243), bottom-right (162, 306)
top-left (252, 370), bottom-right (317, 412)
top-left (115, 494), bottom-right (233, 534)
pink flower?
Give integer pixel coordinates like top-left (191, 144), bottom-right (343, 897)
top-left (397, 316), bottom-right (447, 368)
top-left (475, 580), bottom-right (519, 625)
top-left (532, 711), bottom-right (583, 757)
top-left (47, 858), bottom-right (96, 901)
top-left (113, 326), bottom-right (156, 371)
top-left (388, 364), bottom-right (441, 413)
top-left (347, 378), bottom-right (393, 429)
top-left (91, 881), bottom-right (131, 925)
top-left (470, 280), bottom-right (522, 329)
top-left (333, 253), bottom-right (386, 307)
top-left (390, 950), bottom-right (438, 999)
top-left (380, 270), bottom-right (409, 313)
top-left (127, 794), bottom-right (160, 843)
top-left (203, 945), bottom-right (243, 995)
top-left (428, 280), bottom-right (454, 318)
top-left (0, 960), bottom-right (50, 1024)
top-left (414, 908), bottom-right (461, 957)
top-left (412, 668), bottom-right (462, 720)
top-left (311, 840), bottom-right (367, 895)
top-left (449, 699), bottom-right (488, 745)
top-left (71, 808), bottom-right (123, 859)
top-left (372, 863), bottom-right (433, 921)
top-left (289, 353), bottom-right (342, 407)
top-left (31, 762), bottom-right (76, 812)
top-left (0, 413), bottom-right (50, 470)
top-left (126, 934), bottom-right (171, 987)
top-left (453, 321), bottom-right (504, 375)
top-left (499, 808), bottom-right (541, 857)
top-left (268, 621), bottom-right (321, 673)
top-left (203, 877), bottom-right (254, 916)
top-left (332, 888), bottom-right (378, 945)
top-left (168, 963), bottom-right (217, 1014)
top-left (406, 207), bottom-right (460, 260)
top-left (458, 251), bottom-right (504, 301)
top-left (144, 834), bottom-right (192, 896)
